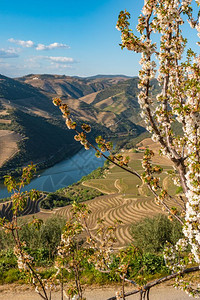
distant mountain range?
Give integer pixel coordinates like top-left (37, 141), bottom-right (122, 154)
top-left (17, 74), bottom-right (132, 99)
top-left (0, 73), bottom-right (156, 173)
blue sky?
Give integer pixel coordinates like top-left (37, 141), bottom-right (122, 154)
top-left (0, 0), bottom-right (199, 78)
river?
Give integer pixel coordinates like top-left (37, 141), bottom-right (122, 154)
top-left (0, 147), bottom-right (106, 199)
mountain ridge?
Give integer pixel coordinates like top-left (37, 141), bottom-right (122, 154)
top-left (16, 74), bottom-right (130, 99)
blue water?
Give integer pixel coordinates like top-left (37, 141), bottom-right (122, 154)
top-left (0, 147), bottom-right (106, 199)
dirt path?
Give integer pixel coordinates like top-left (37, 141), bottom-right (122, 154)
top-left (0, 284), bottom-right (193, 300)
top-left (114, 179), bottom-right (122, 193)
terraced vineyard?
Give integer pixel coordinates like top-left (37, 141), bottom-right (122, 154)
top-left (0, 194), bottom-right (46, 221)
top-left (0, 138), bottom-right (179, 248)
top-left (54, 141), bottom-right (180, 248)
top-left (55, 191), bottom-right (179, 248)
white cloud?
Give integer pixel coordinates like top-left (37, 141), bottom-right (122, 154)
top-left (24, 56), bottom-right (76, 71)
top-left (48, 63), bottom-right (74, 69)
top-left (45, 56), bottom-right (75, 63)
top-left (40, 56), bottom-right (76, 65)
top-left (36, 42), bottom-right (70, 51)
top-left (8, 38), bottom-right (69, 51)
top-left (0, 48), bottom-right (19, 58)
top-left (0, 58), bottom-right (75, 77)
top-left (8, 38), bottom-right (35, 48)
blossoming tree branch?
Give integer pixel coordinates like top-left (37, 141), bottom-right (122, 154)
top-left (53, 0), bottom-right (200, 298)
top-left (1, 0), bottom-right (200, 299)
top-left (116, 0), bottom-right (200, 266)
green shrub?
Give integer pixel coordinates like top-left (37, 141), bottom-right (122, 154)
top-left (19, 216), bottom-right (66, 260)
top-left (141, 253), bottom-right (166, 274)
top-left (4, 269), bottom-right (20, 283)
top-left (0, 217), bottom-right (66, 261)
top-left (0, 250), bottom-right (17, 271)
top-left (131, 214), bottom-right (183, 253)
top-left (0, 230), bottom-right (15, 250)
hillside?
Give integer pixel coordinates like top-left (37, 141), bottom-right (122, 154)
top-left (16, 74), bottom-right (151, 131)
top-left (0, 109), bottom-right (78, 171)
top-left (0, 74), bottom-right (59, 116)
top-left (17, 74), bottom-right (131, 99)
top-left (0, 108), bottom-right (112, 175)
top-left (17, 75), bottom-right (160, 128)
top-left (0, 74), bottom-right (116, 173)
top-left (0, 74), bottom-right (149, 174)
top-left (90, 78), bottom-right (160, 126)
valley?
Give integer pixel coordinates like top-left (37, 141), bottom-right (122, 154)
top-left (0, 72), bottom-right (174, 249)
top-left (15, 138), bottom-right (178, 249)
top-left (0, 73), bottom-right (174, 249)
top-left (0, 73), bottom-right (147, 175)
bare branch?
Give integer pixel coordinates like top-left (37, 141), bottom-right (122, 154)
top-left (106, 266), bottom-right (200, 300)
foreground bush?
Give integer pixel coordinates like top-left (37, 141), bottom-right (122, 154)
top-left (131, 214), bottom-right (183, 253)
top-left (0, 216), bottom-right (66, 260)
